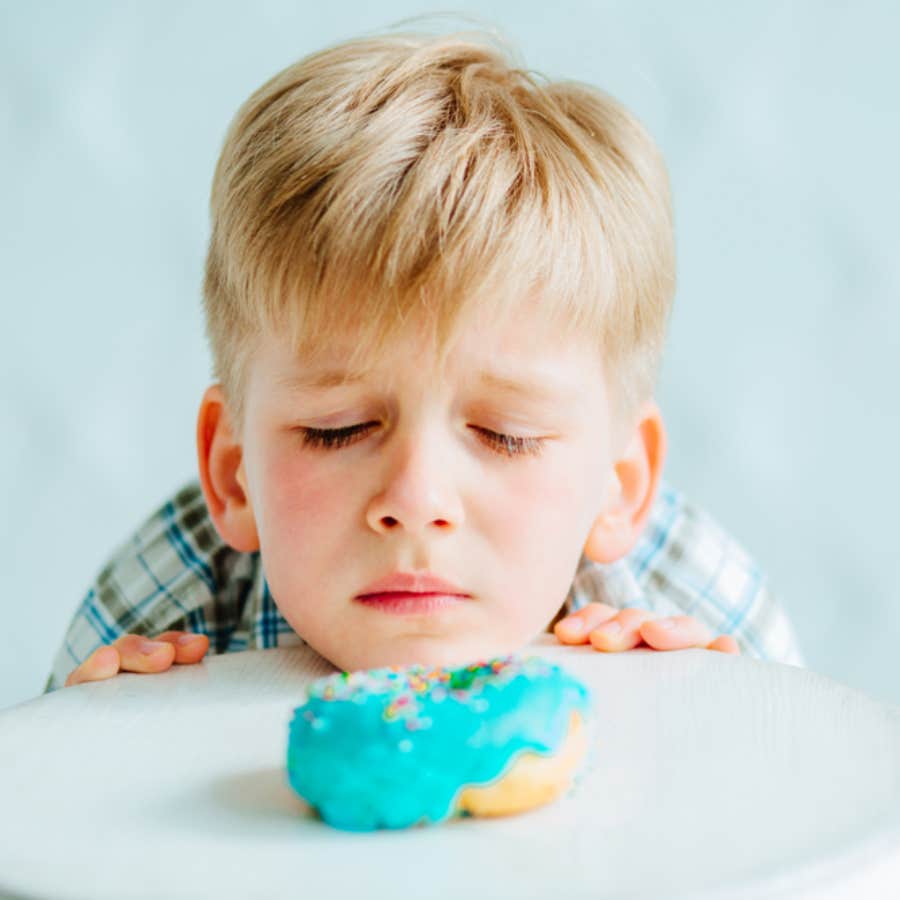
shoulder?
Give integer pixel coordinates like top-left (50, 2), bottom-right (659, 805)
top-left (567, 481), bottom-right (757, 618)
top-left (126, 480), bottom-right (232, 592)
top-left (567, 480), bottom-right (806, 665)
top-left (95, 479), bottom-right (237, 608)
top-left (43, 480), bottom-right (260, 691)
top-left (632, 480), bottom-right (761, 609)
top-left (628, 480), bottom-right (806, 664)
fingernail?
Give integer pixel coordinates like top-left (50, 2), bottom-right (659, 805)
top-left (658, 617), bottom-right (678, 629)
top-left (176, 634), bottom-right (198, 646)
top-left (561, 619), bottom-right (584, 635)
top-left (599, 620), bottom-right (623, 635)
top-left (140, 639), bottom-right (167, 655)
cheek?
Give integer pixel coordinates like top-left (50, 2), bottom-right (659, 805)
top-left (476, 453), bottom-right (604, 624)
top-left (253, 446), bottom-right (353, 552)
top-left (479, 455), bottom-right (596, 549)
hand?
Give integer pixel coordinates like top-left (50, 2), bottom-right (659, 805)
top-left (554, 603), bottom-right (740, 655)
top-left (63, 632), bottom-right (210, 688)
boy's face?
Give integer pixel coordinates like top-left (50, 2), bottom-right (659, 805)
top-left (227, 307), bottom-right (622, 671)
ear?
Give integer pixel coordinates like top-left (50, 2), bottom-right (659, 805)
top-left (583, 400), bottom-right (667, 565)
top-left (196, 383), bottom-right (260, 553)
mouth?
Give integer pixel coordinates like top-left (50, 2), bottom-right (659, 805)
top-left (354, 591), bottom-right (469, 616)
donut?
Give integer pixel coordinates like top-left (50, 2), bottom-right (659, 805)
top-left (286, 655), bottom-right (593, 831)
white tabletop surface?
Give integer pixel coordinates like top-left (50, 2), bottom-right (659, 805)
top-left (2, 636), bottom-right (899, 900)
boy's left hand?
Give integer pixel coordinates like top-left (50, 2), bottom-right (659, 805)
top-left (554, 603), bottom-right (740, 655)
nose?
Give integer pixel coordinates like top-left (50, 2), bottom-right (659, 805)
top-left (365, 425), bottom-right (464, 535)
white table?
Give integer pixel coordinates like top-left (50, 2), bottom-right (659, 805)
top-left (2, 636), bottom-right (899, 900)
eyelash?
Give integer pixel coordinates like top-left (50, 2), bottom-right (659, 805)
top-left (298, 423), bottom-right (546, 458)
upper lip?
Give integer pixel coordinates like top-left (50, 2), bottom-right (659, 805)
top-left (356, 571), bottom-right (470, 597)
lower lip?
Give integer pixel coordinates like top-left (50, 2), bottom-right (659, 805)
top-left (355, 592), bottom-right (468, 615)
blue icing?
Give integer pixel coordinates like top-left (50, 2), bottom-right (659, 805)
top-left (286, 656), bottom-right (592, 831)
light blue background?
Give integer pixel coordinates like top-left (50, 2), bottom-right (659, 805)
top-left (2, 1), bottom-right (898, 710)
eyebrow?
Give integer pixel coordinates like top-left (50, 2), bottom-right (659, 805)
top-left (276, 369), bottom-right (571, 402)
top-left (276, 370), bottom-right (367, 391)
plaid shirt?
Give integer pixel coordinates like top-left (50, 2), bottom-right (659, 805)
top-left (43, 478), bottom-right (806, 692)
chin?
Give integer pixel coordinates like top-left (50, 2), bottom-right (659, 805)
top-left (328, 634), bottom-right (529, 673)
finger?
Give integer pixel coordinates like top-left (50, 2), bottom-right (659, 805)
top-left (64, 645), bottom-right (121, 688)
top-left (639, 615), bottom-right (714, 651)
top-left (153, 631), bottom-right (210, 665)
top-left (707, 634), bottom-right (741, 655)
top-left (554, 603), bottom-right (620, 645)
top-left (112, 634), bottom-right (177, 674)
top-left (588, 607), bottom-right (655, 653)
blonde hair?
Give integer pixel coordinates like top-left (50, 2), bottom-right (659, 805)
top-left (202, 27), bottom-right (675, 444)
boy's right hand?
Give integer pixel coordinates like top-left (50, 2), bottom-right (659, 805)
top-left (63, 632), bottom-right (210, 688)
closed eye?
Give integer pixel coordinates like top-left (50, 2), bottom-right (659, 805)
top-left (298, 423), bottom-right (547, 457)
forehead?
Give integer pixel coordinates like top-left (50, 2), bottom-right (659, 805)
top-left (256, 307), bottom-right (605, 396)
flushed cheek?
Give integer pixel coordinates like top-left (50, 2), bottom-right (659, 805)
top-left (252, 451), bottom-right (355, 569)
top-left (471, 462), bottom-right (593, 625)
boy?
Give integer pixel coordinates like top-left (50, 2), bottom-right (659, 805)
top-left (45, 28), bottom-right (805, 693)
